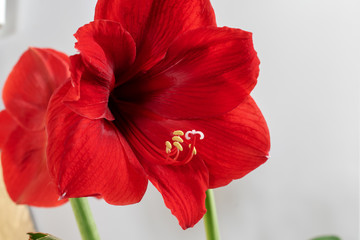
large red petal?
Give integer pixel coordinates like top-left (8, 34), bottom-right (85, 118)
top-left (189, 96), bottom-right (270, 188)
top-left (106, 106), bottom-right (209, 229)
top-left (64, 20), bottom-right (136, 120)
top-left (65, 61), bottom-right (115, 121)
top-left (1, 125), bottom-right (66, 206)
top-left (143, 157), bottom-right (209, 229)
top-left (47, 82), bottom-right (148, 205)
top-left (73, 20), bottom-right (136, 82)
top-left (95, 0), bottom-right (216, 71)
top-left (111, 96), bottom-right (268, 227)
top-left (0, 110), bottom-right (17, 149)
top-left (116, 27), bottom-right (260, 119)
top-left (2, 48), bottom-right (70, 130)
top-left (118, 95), bottom-right (269, 188)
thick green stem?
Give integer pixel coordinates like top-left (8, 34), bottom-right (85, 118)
top-left (70, 198), bottom-right (101, 240)
top-left (203, 189), bottom-right (220, 240)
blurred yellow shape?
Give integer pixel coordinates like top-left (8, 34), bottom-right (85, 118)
top-left (0, 155), bottom-right (35, 240)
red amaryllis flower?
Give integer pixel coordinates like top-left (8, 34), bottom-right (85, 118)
top-left (46, 0), bottom-right (270, 228)
top-left (0, 48), bottom-right (70, 206)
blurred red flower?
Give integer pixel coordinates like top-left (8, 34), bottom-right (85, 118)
top-left (0, 48), bottom-right (70, 206)
top-left (46, 0), bottom-right (270, 228)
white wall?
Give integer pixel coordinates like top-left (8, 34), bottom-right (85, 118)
top-left (0, 0), bottom-right (358, 239)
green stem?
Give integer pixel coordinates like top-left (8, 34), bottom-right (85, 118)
top-left (70, 198), bottom-right (101, 240)
top-left (203, 189), bottom-right (220, 240)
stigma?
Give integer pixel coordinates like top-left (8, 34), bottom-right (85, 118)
top-left (164, 129), bottom-right (204, 165)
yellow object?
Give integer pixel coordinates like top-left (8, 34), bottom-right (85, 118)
top-left (0, 156), bottom-right (35, 240)
top-left (171, 136), bottom-right (184, 143)
top-left (173, 142), bottom-right (183, 151)
top-left (172, 130), bottom-right (184, 136)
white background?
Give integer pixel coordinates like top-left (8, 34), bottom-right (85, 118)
top-left (0, 0), bottom-right (359, 239)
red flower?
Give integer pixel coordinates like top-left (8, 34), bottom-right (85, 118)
top-left (46, 0), bottom-right (270, 228)
top-left (0, 48), bottom-right (70, 206)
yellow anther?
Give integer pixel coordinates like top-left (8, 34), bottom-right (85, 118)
top-left (172, 136), bottom-right (184, 143)
top-left (173, 130), bottom-right (184, 136)
top-left (189, 144), bottom-right (197, 155)
top-left (173, 142), bottom-right (183, 151)
top-left (165, 141), bottom-right (172, 149)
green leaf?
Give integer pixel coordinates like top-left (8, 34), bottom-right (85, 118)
top-left (311, 236), bottom-right (341, 240)
top-left (27, 232), bottom-right (62, 240)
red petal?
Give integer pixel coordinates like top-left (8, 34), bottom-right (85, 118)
top-left (1, 125), bottom-right (66, 206)
top-left (110, 96), bottom-right (268, 227)
top-left (116, 27), bottom-right (260, 119)
top-left (143, 157), bottom-right (209, 229)
top-left (95, 0), bottom-right (216, 71)
top-left (2, 48), bottom-right (70, 130)
top-left (64, 20), bottom-right (136, 120)
top-left (65, 64), bottom-right (115, 120)
top-left (85, 105), bottom-right (209, 228)
top-left (0, 110), bottom-right (17, 149)
top-left (119, 96), bottom-right (269, 188)
top-left (73, 20), bottom-right (136, 82)
top-left (190, 96), bottom-right (270, 188)
top-left (47, 82), bottom-right (148, 204)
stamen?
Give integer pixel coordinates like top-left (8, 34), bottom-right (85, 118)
top-left (189, 144), bottom-right (197, 155)
top-left (165, 141), bottom-right (172, 149)
top-left (173, 142), bottom-right (183, 151)
top-left (172, 136), bottom-right (184, 143)
top-left (165, 141), bottom-right (172, 153)
top-left (173, 130), bottom-right (184, 136)
top-left (121, 117), bottom-right (203, 167)
top-left (161, 129), bottom-right (204, 166)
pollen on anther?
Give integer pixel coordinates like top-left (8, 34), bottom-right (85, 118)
top-left (173, 130), bottom-right (184, 136)
top-left (165, 141), bottom-right (172, 148)
top-left (172, 136), bottom-right (184, 143)
top-left (173, 142), bottom-right (183, 151)
top-left (189, 144), bottom-right (197, 155)
top-left (165, 141), bottom-right (172, 153)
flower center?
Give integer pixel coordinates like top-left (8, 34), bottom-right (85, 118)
top-left (163, 130), bottom-right (204, 166)
top-left (107, 105), bottom-right (205, 166)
